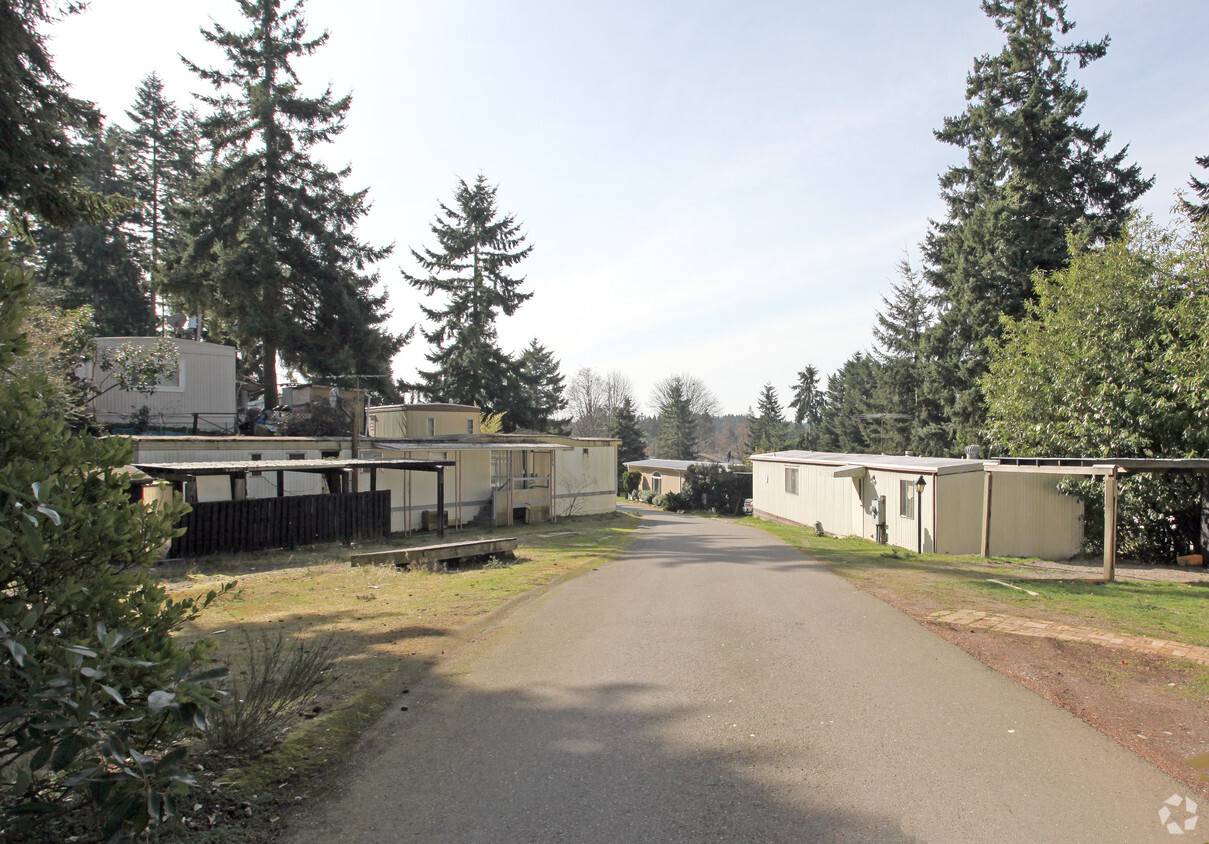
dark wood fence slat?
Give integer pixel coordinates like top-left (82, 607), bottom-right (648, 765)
top-left (168, 491), bottom-right (390, 558)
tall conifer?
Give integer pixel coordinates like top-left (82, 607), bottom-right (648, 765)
top-left (921, 0), bottom-right (1151, 451)
top-left (169, 0), bottom-right (401, 404)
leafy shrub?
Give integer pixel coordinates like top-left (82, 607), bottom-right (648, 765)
top-left (278, 403), bottom-right (351, 437)
top-left (0, 245), bottom-right (225, 839)
top-left (638, 490), bottom-right (656, 504)
top-left (620, 470), bottom-right (641, 498)
top-left (205, 631), bottom-right (339, 754)
top-left (659, 491), bottom-right (687, 511)
top-left (682, 463), bottom-right (750, 514)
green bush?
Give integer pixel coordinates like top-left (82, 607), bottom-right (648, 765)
top-left (659, 491), bottom-right (687, 511)
top-left (620, 470), bottom-right (641, 498)
top-left (682, 463), bottom-right (749, 514)
top-left (0, 244), bottom-right (226, 839)
top-left (638, 490), bottom-right (656, 504)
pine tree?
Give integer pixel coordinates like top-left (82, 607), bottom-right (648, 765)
top-left (403, 175), bottom-right (532, 415)
top-left (745, 383), bottom-right (791, 457)
top-left (815, 353), bottom-right (878, 453)
top-left (610, 394), bottom-right (647, 464)
top-left (0, 1), bottom-right (111, 228)
top-left (657, 380), bottom-right (697, 460)
top-left (871, 259), bottom-right (930, 454)
top-left (921, 0), bottom-right (1152, 451)
top-left (117, 74), bottom-right (200, 304)
top-left (512, 339), bottom-right (567, 432)
top-left (788, 364), bottom-right (824, 449)
top-left (168, 0), bottom-right (402, 405)
top-left (1183, 155), bottom-right (1209, 223)
top-left (27, 128), bottom-right (154, 336)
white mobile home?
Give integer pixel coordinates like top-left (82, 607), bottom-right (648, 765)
top-left (84, 338), bottom-right (237, 432)
top-left (751, 451), bottom-right (1083, 560)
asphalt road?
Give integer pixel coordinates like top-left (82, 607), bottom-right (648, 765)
top-left (286, 509), bottom-right (1192, 843)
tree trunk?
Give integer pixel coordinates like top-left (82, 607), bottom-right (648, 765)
top-left (262, 344), bottom-right (278, 408)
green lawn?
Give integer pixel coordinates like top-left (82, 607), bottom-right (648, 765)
top-left (743, 518), bottom-right (1209, 648)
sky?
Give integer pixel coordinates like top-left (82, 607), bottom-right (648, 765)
top-left (48, 0), bottom-right (1208, 415)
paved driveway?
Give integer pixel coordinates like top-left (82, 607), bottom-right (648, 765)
top-left (286, 509), bottom-right (1188, 842)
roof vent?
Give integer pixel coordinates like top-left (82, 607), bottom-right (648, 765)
top-left (964, 445), bottom-right (982, 460)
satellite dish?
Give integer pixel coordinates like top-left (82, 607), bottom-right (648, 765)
top-left (167, 313), bottom-right (187, 329)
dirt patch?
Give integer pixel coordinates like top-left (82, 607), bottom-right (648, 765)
top-left (861, 584), bottom-right (1209, 799)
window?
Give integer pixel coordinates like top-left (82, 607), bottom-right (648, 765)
top-left (785, 467), bottom-right (798, 495)
top-left (899, 479), bottom-right (915, 519)
top-left (249, 452), bottom-right (262, 478)
top-left (288, 452), bottom-right (305, 460)
top-left (426, 417), bottom-right (436, 437)
top-left (651, 472), bottom-right (662, 494)
top-left (466, 418), bottom-right (474, 434)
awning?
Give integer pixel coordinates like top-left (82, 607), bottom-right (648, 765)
top-left (831, 464), bottom-right (867, 479)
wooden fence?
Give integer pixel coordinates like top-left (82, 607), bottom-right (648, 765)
top-left (169, 491), bottom-right (391, 557)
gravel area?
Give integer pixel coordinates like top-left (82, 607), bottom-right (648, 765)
top-left (1006, 556), bottom-right (1209, 584)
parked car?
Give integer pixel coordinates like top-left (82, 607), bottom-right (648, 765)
top-left (741, 498), bottom-right (753, 515)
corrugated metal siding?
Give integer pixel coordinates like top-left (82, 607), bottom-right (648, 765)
top-left (988, 473), bottom-right (1083, 560)
top-left (936, 471), bottom-right (983, 555)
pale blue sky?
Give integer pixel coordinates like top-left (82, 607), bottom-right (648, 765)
top-left (51, 1), bottom-right (1207, 414)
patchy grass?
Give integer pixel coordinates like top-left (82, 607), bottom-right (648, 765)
top-left (741, 517), bottom-right (1209, 648)
top-left (155, 511), bottom-right (641, 841)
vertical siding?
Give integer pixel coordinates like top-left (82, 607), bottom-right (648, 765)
top-left (988, 473), bottom-right (1083, 559)
top-left (935, 471), bottom-right (984, 555)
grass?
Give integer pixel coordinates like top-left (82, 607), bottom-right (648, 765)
top-left (740, 517), bottom-right (1209, 648)
top-left (156, 511), bottom-right (641, 841)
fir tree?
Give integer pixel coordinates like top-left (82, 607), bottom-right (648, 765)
top-left (871, 259), bottom-right (930, 454)
top-left (512, 339), bottom-right (567, 432)
top-left (169, 0), bottom-right (402, 405)
top-left (403, 175), bottom-right (532, 415)
top-left (921, 0), bottom-right (1151, 451)
top-left (610, 394), bottom-right (647, 465)
top-left (657, 380), bottom-right (698, 460)
top-left (745, 383), bottom-right (791, 457)
top-left (788, 364), bottom-right (824, 449)
top-left (1183, 154), bottom-right (1209, 223)
top-left (0, 1), bottom-right (110, 228)
top-left (27, 129), bottom-right (154, 336)
top-left (117, 74), bottom-right (200, 301)
top-left (815, 353), bottom-right (878, 453)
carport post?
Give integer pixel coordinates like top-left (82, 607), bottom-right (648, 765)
top-left (981, 471), bottom-right (993, 557)
top-left (1103, 468), bottom-right (1118, 582)
top-left (436, 466), bottom-right (445, 539)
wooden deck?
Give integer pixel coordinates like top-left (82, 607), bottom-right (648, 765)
top-left (350, 537), bottom-right (519, 570)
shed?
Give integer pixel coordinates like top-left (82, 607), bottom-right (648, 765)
top-left (750, 451), bottom-right (1083, 560)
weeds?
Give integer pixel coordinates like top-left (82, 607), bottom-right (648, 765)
top-left (204, 630), bottom-right (339, 755)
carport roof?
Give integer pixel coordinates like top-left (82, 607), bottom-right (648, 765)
top-left (751, 451), bottom-right (986, 476)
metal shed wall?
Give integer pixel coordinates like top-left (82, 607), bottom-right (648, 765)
top-left (987, 472), bottom-right (1083, 560)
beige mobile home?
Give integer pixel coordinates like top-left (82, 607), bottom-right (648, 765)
top-left (750, 451), bottom-right (1082, 559)
top-left (84, 338), bottom-right (237, 432)
top-left (620, 459), bottom-right (706, 495)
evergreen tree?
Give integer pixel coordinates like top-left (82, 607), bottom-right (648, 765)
top-left (788, 364), bottom-right (824, 449)
top-left (815, 353), bottom-right (879, 453)
top-left (117, 74), bottom-right (200, 303)
top-left (610, 394), bottom-right (647, 465)
top-left (169, 0), bottom-right (402, 405)
top-left (1183, 154), bottom-right (1209, 223)
top-left (871, 259), bottom-right (930, 454)
top-left (921, 0), bottom-right (1151, 451)
top-left (27, 128), bottom-right (154, 336)
top-left (511, 339), bottom-right (567, 432)
top-left (745, 383), bottom-right (791, 457)
top-left (403, 175), bottom-right (532, 415)
top-left (657, 380), bottom-right (698, 460)
top-left (0, 1), bottom-right (110, 228)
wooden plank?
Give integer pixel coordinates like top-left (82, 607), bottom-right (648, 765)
top-left (981, 471), bottom-right (993, 557)
top-left (350, 537), bottom-right (519, 569)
